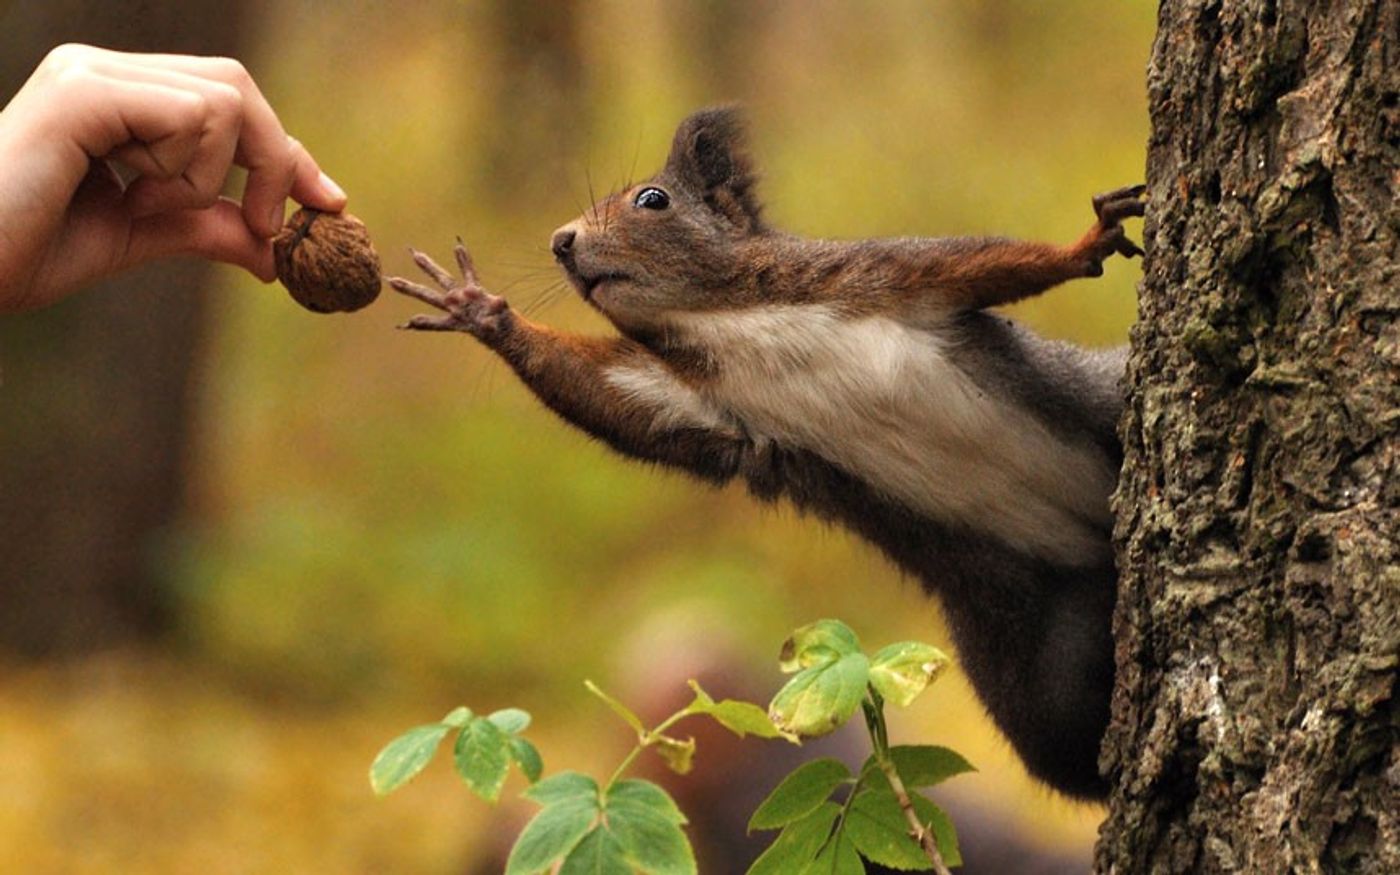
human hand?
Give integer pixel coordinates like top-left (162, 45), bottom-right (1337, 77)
top-left (0, 44), bottom-right (348, 313)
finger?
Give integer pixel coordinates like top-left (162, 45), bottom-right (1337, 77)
top-left (69, 49), bottom-right (346, 235)
top-left (80, 62), bottom-right (244, 219)
top-left (388, 276), bottom-right (448, 309)
top-left (240, 132), bottom-right (344, 239)
top-left (454, 237), bottom-right (477, 280)
top-left (135, 54), bottom-right (348, 233)
top-left (50, 60), bottom-right (246, 218)
top-left (62, 76), bottom-right (209, 173)
top-left (126, 196), bottom-right (276, 281)
top-left (1091, 184), bottom-right (1147, 216)
top-left (399, 314), bottom-right (461, 332)
top-left (282, 135), bottom-right (347, 216)
top-left (121, 84), bottom-right (244, 217)
top-left (411, 249), bottom-right (457, 290)
top-left (74, 60), bottom-right (240, 177)
top-left (1099, 197), bottom-right (1147, 225)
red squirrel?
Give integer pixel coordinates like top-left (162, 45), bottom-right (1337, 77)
top-left (390, 107), bottom-right (1145, 800)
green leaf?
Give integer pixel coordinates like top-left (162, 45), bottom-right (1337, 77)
top-left (369, 724), bottom-right (452, 796)
top-left (844, 788), bottom-right (932, 871)
top-left (779, 620), bottom-right (862, 673)
top-left (508, 736), bottom-right (544, 783)
top-left (868, 642), bottom-right (950, 708)
top-left (864, 746), bottom-right (975, 790)
top-left (487, 707), bottom-right (532, 734)
top-left (505, 795), bottom-right (600, 875)
top-left (686, 681), bottom-right (798, 742)
top-left (441, 706), bottom-right (474, 728)
top-left (607, 779), bottom-right (687, 824)
top-left (768, 653), bottom-right (870, 738)
top-left (911, 794), bottom-right (961, 868)
top-left (745, 802), bottom-right (840, 875)
top-left (748, 758), bottom-right (852, 832)
top-left (654, 734), bottom-right (696, 775)
top-left (584, 680), bottom-right (645, 734)
top-left (454, 716), bottom-right (512, 802)
top-left (524, 771), bottom-right (599, 806)
top-left (807, 831), bottom-right (863, 875)
top-left (605, 779), bottom-right (695, 875)
top-left (558, 826), bottom-right (629, 875)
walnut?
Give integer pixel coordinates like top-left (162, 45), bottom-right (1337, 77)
top-left (273, 208), bottom-right (382, 313)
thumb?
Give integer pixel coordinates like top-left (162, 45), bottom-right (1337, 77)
top-left (127, 197), bottom-right (277, 281)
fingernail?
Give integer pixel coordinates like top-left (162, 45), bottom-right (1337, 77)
top-left (269, 204), bottom-right (285, 232)
top-left (318, 171), bottom-right (347, 204)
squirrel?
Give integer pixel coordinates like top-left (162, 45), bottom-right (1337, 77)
top-left (389, 106), bottom-right (1145, 800)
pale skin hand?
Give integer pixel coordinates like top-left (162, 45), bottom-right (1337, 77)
top-left (0, 44), bottom-right (349, 314)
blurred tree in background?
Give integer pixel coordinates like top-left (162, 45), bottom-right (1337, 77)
top-left (476, 2), bottom-right (585, 209)
top-left (0, 2), bottom-right (246, 657)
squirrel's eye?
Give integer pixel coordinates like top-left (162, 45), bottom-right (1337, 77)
top-left (633, 187), bottom-right (670, 210)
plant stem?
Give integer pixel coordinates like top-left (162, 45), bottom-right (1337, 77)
top-left (601, 708), bottom-right (692, 794)
top-left (875, 752), bottom-right (952, 875)
top-left (863, 689), bottom-right (950, 875)
top-left (604, 744), bottom-right (646, 793)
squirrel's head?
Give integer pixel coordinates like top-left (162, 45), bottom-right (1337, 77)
top-left (550, 106), bottom-right (766, 335)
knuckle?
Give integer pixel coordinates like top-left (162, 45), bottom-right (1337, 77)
top-left (40, 43), bottom-right (91, 75)
top-left (205, 82), bottom-right (244, 118)
top-left (179, 90), bottom-right (213, 125)
top-left (43, 55), bottom-right (100, 95)
top-left (271, 136), bottom-right (305, 183)
top-left (49, 65), bottom-right (98, 97)
top-left (208, 56), bottom-right (253, 90)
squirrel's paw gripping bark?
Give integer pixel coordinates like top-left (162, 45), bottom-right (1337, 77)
top-left (1075, 184), bottom-right (1147, 276)
top-left (389, 240), bottom-right (510, 339)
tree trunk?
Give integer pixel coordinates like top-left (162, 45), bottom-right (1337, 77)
top-left (1098, 1), bottom-right (1397, 872)
top-left (0, 3), bottom-right (246, 657)
top-left (475, 1), bottom-right (585, 210)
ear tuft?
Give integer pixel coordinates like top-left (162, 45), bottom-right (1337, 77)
top-left (665, 105), bottom-right (763, 230)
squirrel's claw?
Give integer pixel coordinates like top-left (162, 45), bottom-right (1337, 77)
top-left (1092, 184), bottom-right (1146, 220)
top-left (1078, 185), bottom-right (1147, 273)
top-left (388, 275), bottom-right (448, 310)
top-left (454, 237), bottom-right (478, 283)
top-left (397, 313), bottom-right (462, 332)
top-left (1115, 235), bottom-right (1145, 259)
top-left (410, 248), bottom-right (458, 291)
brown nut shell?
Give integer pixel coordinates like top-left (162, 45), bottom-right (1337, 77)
top-left (273, 209), bottom-right (382, 313)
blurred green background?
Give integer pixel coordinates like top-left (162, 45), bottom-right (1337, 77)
top-left (0, 1), bottom-right (1154, 871)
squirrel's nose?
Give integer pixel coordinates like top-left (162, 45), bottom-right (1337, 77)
top-left (551, 228), bottom-right (576, 261)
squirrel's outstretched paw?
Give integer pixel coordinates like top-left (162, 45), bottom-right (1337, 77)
top-left (389, 241), bottom-right (510, 339)
top-left (1078, 185), bottom-right (1146, 275)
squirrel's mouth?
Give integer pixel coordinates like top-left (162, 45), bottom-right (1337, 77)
top-left (575, 271), bottom-right (630, 301)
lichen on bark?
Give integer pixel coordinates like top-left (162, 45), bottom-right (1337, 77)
top-left (1098, 1), bottom-right (1398, 872)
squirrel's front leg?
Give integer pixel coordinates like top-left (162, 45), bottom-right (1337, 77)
top-left (934, 184), bottom-right (1147, 311)
top-left (388, 242), bottom-right (748, 484)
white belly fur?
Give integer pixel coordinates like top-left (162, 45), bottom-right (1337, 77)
top-left (663, 304), bottom-right (1116, 567)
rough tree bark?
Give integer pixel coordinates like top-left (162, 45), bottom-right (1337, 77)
top-left (1099, 1), bottom-right (1397, 873)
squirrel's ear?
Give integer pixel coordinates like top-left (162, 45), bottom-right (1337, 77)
top-left (665, 105), bottom-right (763, 231)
